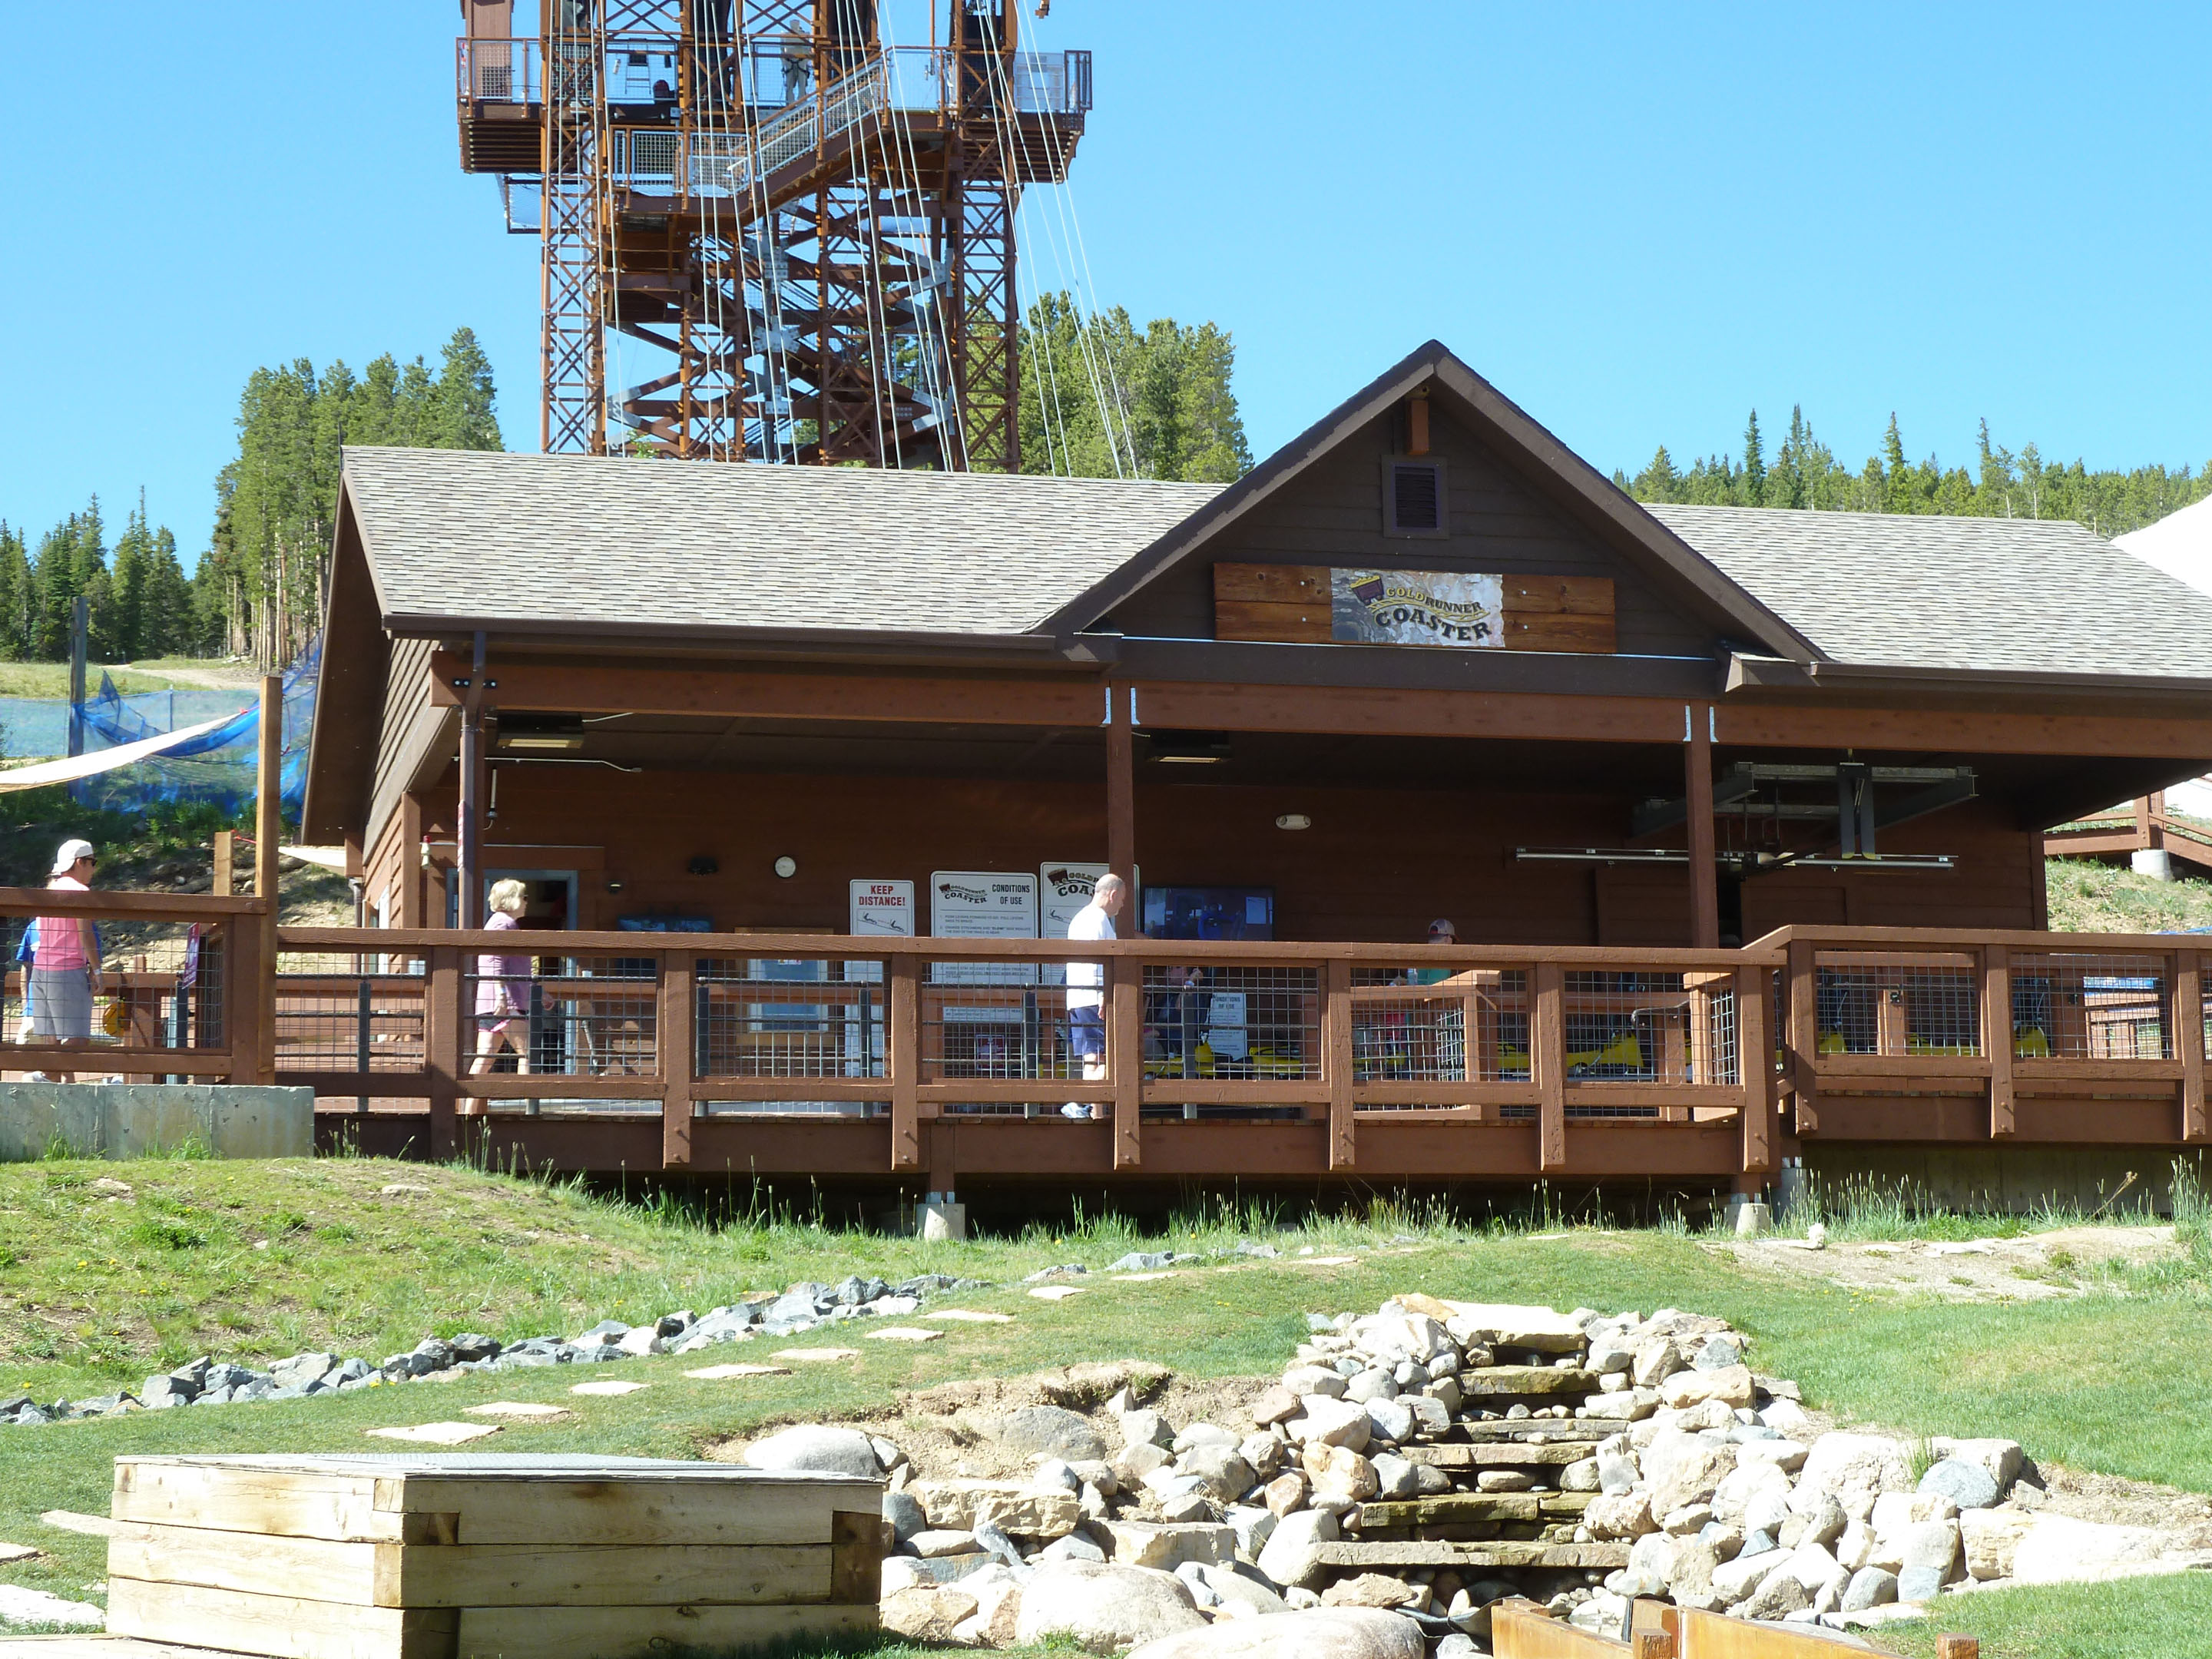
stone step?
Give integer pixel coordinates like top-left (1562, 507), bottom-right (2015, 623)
top-left (1356, 1492), bottom-right (1595, 1530)
top-left (1438, 1422), bottom-right (1611, 1445)
top-left (1315, 1540), bottom-right (1631, 1571)
top-left (1402, 1442), bottom-right (1591, 1467)
top-left (1455, 1366), bottom-right (1599, 1399)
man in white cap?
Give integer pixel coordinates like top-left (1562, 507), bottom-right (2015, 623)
top-left (22, 839), bottom-right (101, 1081)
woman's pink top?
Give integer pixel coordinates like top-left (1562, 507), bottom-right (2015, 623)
top-left (34, 876), bottom-right (92, 969)
top-left (475, 911), bottom-right (533, 1018)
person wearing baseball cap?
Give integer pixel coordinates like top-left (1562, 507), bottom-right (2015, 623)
top-left (1409, 918), bottom-right (1458, 985)
top-left (21, 839), bottom-right (101, 1081)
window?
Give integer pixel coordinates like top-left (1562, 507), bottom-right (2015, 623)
top-left (1386, 459), bottom-right (1446, 536)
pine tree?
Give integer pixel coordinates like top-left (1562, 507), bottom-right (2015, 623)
top-left (429, 328), bottom-right (504, 451)
top-left (1742, 412), bottom-right (1767, 506)
top-left (0, 525), bottom-right (28, 660)
top-left (1018, 295), bottom-right (1250, 482)
top-left (106, 494), bottom-right (154, 662)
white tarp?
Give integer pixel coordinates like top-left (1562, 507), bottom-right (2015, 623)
top-left (0, 714), bottom-right (238, 793)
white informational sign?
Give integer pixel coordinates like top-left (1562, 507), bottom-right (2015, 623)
top-left (1037, 862), bottom-right (1138, 985)
top-left (1332, 569), bottom-right (1504, 647)
top-left (1204, 988), bottom-right (1250, 1061)
top-left (929, 870), bottom-right (1039, 989)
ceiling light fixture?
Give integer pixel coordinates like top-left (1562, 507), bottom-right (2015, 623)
top-left (1275, 813), bottom-right (1312, 831)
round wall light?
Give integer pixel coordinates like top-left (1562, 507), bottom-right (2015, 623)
top-left (1275, 813), bottom-right (1313, 831)
top-left (773, 856), bottom-right (798, 879)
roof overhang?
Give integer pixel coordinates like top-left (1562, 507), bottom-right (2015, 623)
top-left (1729, 652), bottom-right (2212, 706)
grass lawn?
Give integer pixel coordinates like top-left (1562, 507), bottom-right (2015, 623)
top-left (4, 1158), bottom-right (2212, 1656)
top-left (2045, 855), bottom-right (2212, 932)
top-left (0, 662), bottom-right (237, 700)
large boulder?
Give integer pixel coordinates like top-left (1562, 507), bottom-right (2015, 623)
top-left (1960, 1507), bottom-right (2037, 1580)
top-left (743, 1425), bottom-right (881, 1479)
top-left (1658, 1365), bottom-right (1754, 1411)
top-left (999, 1405), bottom-right (1111, 1462)
top-left (1256, 1508), bottom-right (1339, 1590)
top-left (1429, 1302), bottom-right (1587, 1353)
top-left (1932, 1437), bottom-right (2025, 1497)
top-left (1292, 1396), bottom-right (1373, 1451)
top-left (1013, 1560), bottom-right (1207, 1654)
top-left (1649, 1440), bottom-right (1736, 1517)
top-left (1794, 1434), bottom-right (1912, 1507)
top-left (881, 1584), bottom-right (979, 1642)
top-left (1102, 1520), bottom-right (1237, 1571)
top-left (1919, 1458), bottom-right (2000, 1511)
top-left (1125, 1608), bottom-right (1424, 1659)
top-left (972, 1489), bottom-right (1081, 1540)
top-left (2008, 1515), bottom-right (2172, 1584)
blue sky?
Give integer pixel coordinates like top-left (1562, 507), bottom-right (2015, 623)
top-left (4, 3), bottom-right (2208, 563)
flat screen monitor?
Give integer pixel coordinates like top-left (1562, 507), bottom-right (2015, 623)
top-left (1144, 886), bottom-right (1274, 942)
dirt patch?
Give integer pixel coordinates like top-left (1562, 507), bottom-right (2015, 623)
top-left (2025, 1463), bottom-right (2212, 1545)
top-left (707, 1360), bottom-right (1282, 1480)
top-left (1713, 1224), bottom-right (2181, 1300)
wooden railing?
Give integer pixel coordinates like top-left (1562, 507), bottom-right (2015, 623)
top-left (2045, 793), bottom-right (2212, 873)
top-left (257, 928), bottom-right (1774, 1174)
top-left (1756, 925), bottom-right (2211, 1144)
top-left (0, 886), bottom-right (263, 1083)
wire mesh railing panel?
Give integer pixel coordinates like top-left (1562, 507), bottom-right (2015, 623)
top-left (462, 955), bottom-right (658, 1079)
top-left (2, 916), bottom-right (225, 1055)
top-left (1345, 966), bottom-right (1528, 1091)
top-left (274, 951), bottom-right (425, 1072)
top-left (2011, 952), bottom-right (2171, 1060)
top-left (702, 1098), bottom-right (887, 1118)
top-left (1143, 965), bottom-right (1320, 1082)
top-left (1813, 956), bottom-right (1981, 1057)
top-left (922, 962), bottom-right (1065, 1082)
top-left (697, 958), bottom-right (883, 1079)
top-left (1561, 970), bottom-right (1720, 1084)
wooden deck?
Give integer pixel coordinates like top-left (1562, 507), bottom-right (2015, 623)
top-left (5, 886), bottom-right (2207, 1189)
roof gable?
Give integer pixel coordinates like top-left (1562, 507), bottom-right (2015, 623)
top-left (1038, 341), bottom-right (1818, 661)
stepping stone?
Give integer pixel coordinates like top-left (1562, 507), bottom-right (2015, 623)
top-left (463, 1402), bottom-right (572, 1420)
top-left (774, 1346), bottom-right (862, 1363)
top-left (684, 1363), bottom-right (793, 1380)
top-left (925, 1310), bottom-right (1015, 1324)
top-left (1115, 1271), bottom-right (1177, 1282)
top-left (0, 1584), bottom-right (103, 1629)
top-left (569, 1379), bottom-right (651, 1396)
top-left (1028, 1285), bottom-right (1087, 1301)
top-left (366, 1421), bottom-right (503, 1445)
top-left (0, 1541), bottom-right (40, 1563)
top-left (1293, 1256), bottom-right (1360, 1267)
top-left (866, 1326), bottom-right (944, 1343)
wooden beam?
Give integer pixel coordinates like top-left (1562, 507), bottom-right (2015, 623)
top-left (1139, 681), bottom-right (1686, 743)
top-left (1983, 944), bottom-right (2015, 1138)
top-left (430, 657), bottom-right (1101, 728)
top-left (2180, 949), bottom-right (2206, 1144)
top-left (1111, 965), bottom-right (1142, 1169)
top-left (255, 674), bottom-right (282, 1086)
top-left (1737, 964), bottom-right (1771, 1173)
top-left (1106, 684), bottom-right (1135, 890)
top-left (1687, 707), bottom-right (1718, 949)
top-left (1717, 704), bottom-right (2212, 760)
top-left (1326, 958), bottom-right (1355, 1171)
top-left (212, 831), bottom-right (234, 899)
top-left (1786, 940), bottom-right (1819, 1134)
top-left (426, 945), bottom-right (462, 1161)
top-left (1535, 962), bottom-right (1566, 1172)
top-left (889, 955), bottom-right (920, 1171)
top-left (661, 949), bottom-right (694, 1168)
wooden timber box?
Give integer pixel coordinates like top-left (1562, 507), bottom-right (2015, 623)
top-left (104, 1453), bottom-right (886, 1659)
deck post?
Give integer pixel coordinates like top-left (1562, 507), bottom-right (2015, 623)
top-left (660, 949), bottom-right (695, 1168)
top-left (426, 944), bottom-right (462, 1162)
top-left (1111, 959), bottom-right (1141, 1168)
top-left (1686, 704), bottom-right (1718, 949)
top-left (2178, 949), bottom-right (2205, 1144)
top-left (889, 954), bottom-right (920, 1171)
top-left (1737, 962), bottom-right (1773, 1175)
top-left (1325, 958), bottom-right (1354, 1170)
top-left (254, 674), bottom-right (283, 1084)
top-left (1105, 682), bottom-right (1136, 892)
top-left (1982, 944), bottom-right (2014, 1138)
top-left (1786, 939), bottom-right (1820, 1133)
top-left (457, 632), bottom-right (488, 929)
top-left (1534, 960), bottom-right (1566, 1172)
top-left (225, 912), bottom-right (265, 1086)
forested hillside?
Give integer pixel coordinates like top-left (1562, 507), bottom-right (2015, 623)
top-left (1018, 293), bottom-right (1251, 484)
top-left (1621, 407), bottom-right (2210, 538)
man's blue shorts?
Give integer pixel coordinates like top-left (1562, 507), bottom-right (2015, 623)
top-left (1069, 1005), bottom-right (1105, 1058)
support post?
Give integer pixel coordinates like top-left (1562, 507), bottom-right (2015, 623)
top-left (889, 953), bottom-right (920, 1171)
top-left (1687, 707), bottom-right (1718, 949)
top-left (661, 949), bottom-right (694, 1168)
top-left (67, 595), bottom-right (87, 758)
top-left (1111, 958), bottom-right (1142, 1168)
top-left (2179, 949), bottom-right (2205, 1144)
top-left (426, 945), bottom-right (462, 1161)
top-left (1983, 944), bottom-right (2015, 1138)
top-left (225, 913), bottom-right (265, 1086)
top-left (1787, 939), bottom-right (1820, 1133)
top-left (1737, 962), bottom-right (1773, 1175)
top-left (458, 633), bottom-right (488, 929)
top-left (1105, 683), bottom-right (1135, 894)
top-left (1325, 957), bottom-right (1355, 1170)
top-left (254, 673), bottom-right (282, 1084)
top-left (212, 830), bottom-right (234, 899)
top-left (399, 795), bottom-right (423, 929)
top-left (1534, 960), bottom-right (1566, 1172)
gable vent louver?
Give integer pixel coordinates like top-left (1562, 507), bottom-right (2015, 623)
top-left (1389, 461), bottom-right (1445, 534)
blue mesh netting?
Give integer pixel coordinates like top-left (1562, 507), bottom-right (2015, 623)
top-left (57, 641), bottom-right (320, 816)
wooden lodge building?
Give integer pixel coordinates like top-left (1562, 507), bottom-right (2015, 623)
top-left (297, 342), bottom-right (2212, 1208)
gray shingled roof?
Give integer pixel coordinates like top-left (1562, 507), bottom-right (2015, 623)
top-left (343, 447), bottom-right (1223, 637)
top-left (1651, 504), bottom-right (2212, 678)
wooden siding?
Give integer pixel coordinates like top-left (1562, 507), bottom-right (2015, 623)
top-left (367, 637), bottom-right (439, 856)
top-left (1215, 564), bottom-right (1618, 654)
top-left (1109, 404), bottom-right (1711, 658)
top-left (406, 765), bottom-right (2041, 950)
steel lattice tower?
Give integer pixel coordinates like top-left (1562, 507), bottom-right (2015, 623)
top-left (456, 0), bottom-right (1091, 469)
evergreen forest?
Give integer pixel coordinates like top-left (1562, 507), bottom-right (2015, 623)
top-left (1620, 407), bottom-right (2212, 538)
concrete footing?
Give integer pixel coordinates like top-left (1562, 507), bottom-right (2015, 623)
top-left (0, 1083), bottom-right (314, 1161)
top-left (2133, 849), bottom-right (2176, 881)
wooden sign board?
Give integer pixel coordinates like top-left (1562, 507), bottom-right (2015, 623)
top-left (1214, 563), bottom-right (1616, 654)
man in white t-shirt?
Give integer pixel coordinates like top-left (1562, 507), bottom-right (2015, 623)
top-left (1062, 873), bottom-right (1125, 1120)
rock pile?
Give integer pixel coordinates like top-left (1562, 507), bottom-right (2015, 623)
top-left (0, 1273), bottom-right (973, 1428)
top-left (840, 1295), bottom-right (2200, 1654)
